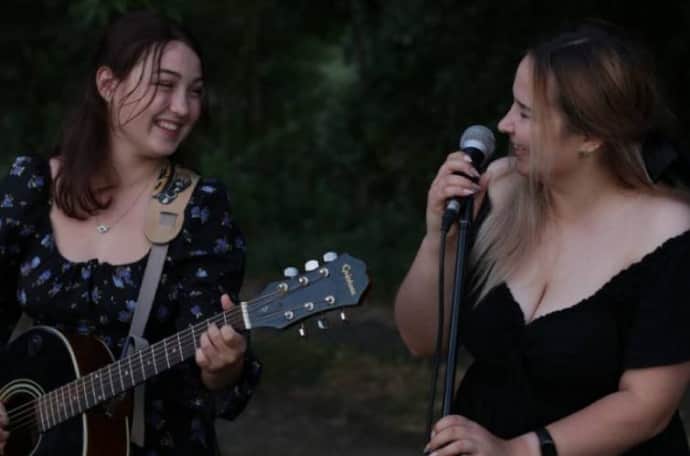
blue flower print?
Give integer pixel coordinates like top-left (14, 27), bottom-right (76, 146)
top-left (190, 305), bottom-right (203, 319)
top-left (200, 185), bottom-right (216, 194)
top-left (35, 270), bottom-right (51, 286)
top-left (40, 234), bottom-right (54, 249)
top-left (156, 305), bottom-right (170, 321)
top-left (221, 212), bottom-right (231, 227)
top-left (16, 288), bottom-right (27, 306)
top-left (191, 206), bottom-right (210, 224)
top-left (1, 194), bottom-right (14, 208)
top-left (189, 249), bottom-right (207, 257)
top-left (112, 267), bottom-right (134, 289)
top-left (9, 164), bottom-right (25, 177)
top-left (20, 256), bottom-right (40, 276)
top-left (27, 175), bottom-right (45, 189)
top-left (213, 238), bottom-right (230, 255)
top-left (91, 286), bottom-right (101, 303)
top-left (118, 310), bottom-right (132, 323)
top-left (81, 266), bottom-right (91, 280)
top-left (48, 282), bottom-right (63, 297)
top-left (195, 268), bottom-right (208, 279)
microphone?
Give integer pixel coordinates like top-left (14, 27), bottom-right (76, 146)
top-left (441, 125), bottom-right (496, 231)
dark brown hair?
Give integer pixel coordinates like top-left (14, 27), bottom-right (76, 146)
top-left (53, 10), bottom-right (205, 218)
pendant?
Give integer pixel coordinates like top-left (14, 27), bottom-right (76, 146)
top-left (96, 224), bottom-right (110, 234)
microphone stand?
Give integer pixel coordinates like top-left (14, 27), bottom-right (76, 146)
top-left (441, 196), bottom-right (474, 416)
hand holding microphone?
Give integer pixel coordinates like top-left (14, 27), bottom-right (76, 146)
top-left (427, 125), bottom-right (496, 234)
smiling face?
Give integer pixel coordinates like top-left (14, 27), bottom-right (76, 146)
top-left (100, 40), bottom-right (204, 161)
top-left (498, 55), bottom-right (599, 180)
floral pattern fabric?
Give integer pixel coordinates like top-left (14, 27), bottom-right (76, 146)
top-left (0, 155), bottom-right (261, 456)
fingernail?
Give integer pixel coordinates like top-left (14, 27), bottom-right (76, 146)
top-left (462, 188), bottom-right (476, 195)
top-left (463, 154), bottom-right (473, 163)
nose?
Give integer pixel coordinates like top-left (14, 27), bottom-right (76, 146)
top-left (497, 109), bottom-right (513, 135)
top-left (169, 89), bottom-right (189, 117)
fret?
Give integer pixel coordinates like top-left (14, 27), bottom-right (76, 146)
top-left (37, 397), bottom-right (46, 432)
top-left (223, 310), bottom-right (229, 326)
top-left (89, 373), bottom-right (98, 407)
top-left (107, 366), bottom-right (116, 397)
top-left (96, 372), bottom-right (105, 402)
top-left (128, 352), bottom-right (136, 383)
top-left (49, 392), bottom-right (57, 428)
top-left (138, 350), bottom-right (146, 381)
top-left (117, 359), bottom-right (126, 392)
top-left (176, 332), bottom-right (184, 362)
top-left (150, 346), bottom-right (158, 376)
top-left (57, 387), bottom-right (66, 422)
top-left (66, 383), bottom-right (75, 418)
top-left (190, 325), bottom-right (198, 353)
top-left (163, 338), bottom-right (171, 369)
top-left (81, 375), bottom-right (90, 411)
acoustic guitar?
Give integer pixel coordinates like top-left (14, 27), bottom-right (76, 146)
top-left (0, 253), bottom-right (369, 456)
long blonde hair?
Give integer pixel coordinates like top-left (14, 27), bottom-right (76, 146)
top-left (470, 23), bottom-right (672, 302)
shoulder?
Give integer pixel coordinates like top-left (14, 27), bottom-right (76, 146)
top-left (635, 191), bottom-right (690, 247)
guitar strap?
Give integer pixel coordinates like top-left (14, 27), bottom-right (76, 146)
top-left (125, 163), bottom-right (199, 447)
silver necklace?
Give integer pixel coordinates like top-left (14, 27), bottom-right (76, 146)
top-left (95, 173), bottom-right (156, 234)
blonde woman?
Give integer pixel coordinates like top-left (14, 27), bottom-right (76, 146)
top-left (395, 24), bottom-right (690, 455)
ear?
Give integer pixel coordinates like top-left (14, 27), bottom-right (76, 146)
top-left (580, 136), bottom-right (604, 154)
top-left (95, 66), bottom-right (117, 103)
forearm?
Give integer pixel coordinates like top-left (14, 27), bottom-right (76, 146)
top-left (509, 390), bottom-right (675, 456)
top-left (394, 232), bottom-right (458, 357)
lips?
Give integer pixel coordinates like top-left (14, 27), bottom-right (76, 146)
top-left (510, 142), bottom-right (529, 157)
top-left (155, 119), bottom-right (182, 132)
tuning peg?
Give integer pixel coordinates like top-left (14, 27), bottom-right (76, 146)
top-left (298, 324), bottom-right (307, 337)
top-left (304, 259), bottom-right (319, 272)
top-left (283, 266), bottom-right (299, 278)
top-left (316, 318), bottom-right (329, 330)
top-left (339, 311), bottom-right (348, 322)
top-left (322, 251), bottom-right (338, 263)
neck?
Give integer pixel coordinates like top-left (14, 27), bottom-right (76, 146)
top-left (546, 158), bottom-right (628, 222)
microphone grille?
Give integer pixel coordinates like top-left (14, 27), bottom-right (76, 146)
top-left (460, 125), bottom-right (496, 165)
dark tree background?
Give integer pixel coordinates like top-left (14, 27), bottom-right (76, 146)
top-left (2, 1), bottom-right (689, 453)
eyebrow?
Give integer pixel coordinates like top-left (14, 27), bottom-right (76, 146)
top-left (157, 69), bottom-right (203, 83)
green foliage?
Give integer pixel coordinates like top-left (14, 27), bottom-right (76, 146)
top-left (2, 0), bottom-right (690, 301)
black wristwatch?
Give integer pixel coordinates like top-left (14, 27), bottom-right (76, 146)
top-left (535, 427), bottom-right (558, 456)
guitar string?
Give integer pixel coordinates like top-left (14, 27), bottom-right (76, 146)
top-left (6, 273), bottom-right (338, 432)
top-left (3, 288), bottom-right (283, 432)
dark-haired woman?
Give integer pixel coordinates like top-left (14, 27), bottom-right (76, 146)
top-left (395, 24), bottom-right (690, 455)
top-left (0, 10), bottom-right (260, 455)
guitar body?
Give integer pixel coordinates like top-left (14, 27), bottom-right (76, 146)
top-left (0, 327), bottom-right (130, 456)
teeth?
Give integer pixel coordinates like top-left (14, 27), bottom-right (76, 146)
top-left (156, 120), bottom-right (180, 131)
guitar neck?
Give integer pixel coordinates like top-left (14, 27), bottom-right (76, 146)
top-left (36, 252), bottom-right (369, 432)
top-left (38, 307), bottom-right (246, 431)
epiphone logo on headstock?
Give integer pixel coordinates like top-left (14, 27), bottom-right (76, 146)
top-left (342, 264), bottom-right (357, 296)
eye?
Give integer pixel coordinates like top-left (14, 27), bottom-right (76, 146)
top-left (190, 86), bottom-right (204, 98)
top-left (154, 80), bottom-right (175, 89)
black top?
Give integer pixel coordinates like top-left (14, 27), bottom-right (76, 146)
top-left (454, 200), bottom-right (690, 455)
top-left (0, 155), bottom-right (262, 455)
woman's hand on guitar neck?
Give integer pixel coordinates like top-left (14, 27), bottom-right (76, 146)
top-left (195, 294), bottom-right (248, 391)
top-left (0, 401), bottom-right (8, 455)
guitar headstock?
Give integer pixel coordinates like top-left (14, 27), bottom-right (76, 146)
top-left (245, 253), bottom-right (370, 331)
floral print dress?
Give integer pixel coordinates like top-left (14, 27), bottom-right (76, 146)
top-left (0, 155), bottom-right (261, 455)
